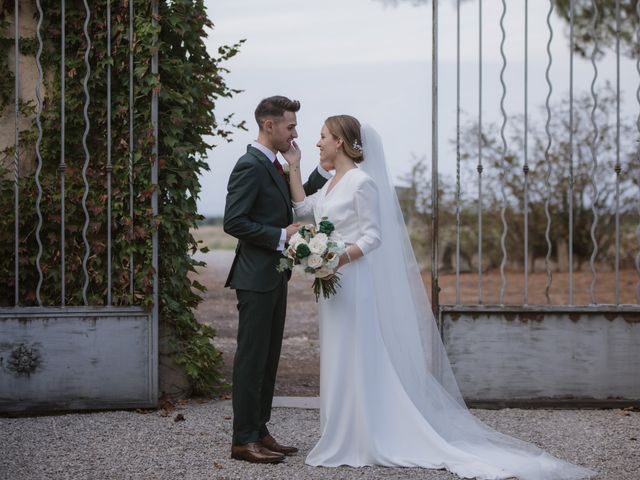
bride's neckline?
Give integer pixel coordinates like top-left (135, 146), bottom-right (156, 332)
top-left (325, 167), bottom-right (358, 197)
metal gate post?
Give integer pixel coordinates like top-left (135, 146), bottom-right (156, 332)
top-left (431, 0), bottom-right (440, 320)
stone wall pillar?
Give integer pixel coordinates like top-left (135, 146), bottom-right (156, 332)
top-left (1, 0), bottom-right (40, 176)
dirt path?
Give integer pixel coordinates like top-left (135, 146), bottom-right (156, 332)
top-left (193, 251), bottom-right (321, 396)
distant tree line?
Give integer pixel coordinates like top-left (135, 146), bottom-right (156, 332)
top-left (399, 86), bottom-right (639, 272)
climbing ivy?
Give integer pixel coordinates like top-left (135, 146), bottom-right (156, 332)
top-left (0, 0), bottom-right (245, 395)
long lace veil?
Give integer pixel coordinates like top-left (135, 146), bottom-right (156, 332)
top-left (358, 124), bottom-right (593, 480)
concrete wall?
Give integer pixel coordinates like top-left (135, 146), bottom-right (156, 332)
top-left (441, 306), bottom-right (640, 407)
top-left (0, 307), bottom-right (157, 413)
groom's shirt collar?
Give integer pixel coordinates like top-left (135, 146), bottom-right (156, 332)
top-left (251, 141), bottom-right (277, 163)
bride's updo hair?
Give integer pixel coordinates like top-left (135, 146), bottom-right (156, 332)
top-left (325, 115), bottom-right (364, 163)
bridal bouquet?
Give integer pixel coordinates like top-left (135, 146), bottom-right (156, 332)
top-left (276, 217), bottom-right (346, 301)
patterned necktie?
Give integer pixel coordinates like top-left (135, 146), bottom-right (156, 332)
top-left (273, 158), bottom-right (286, 179)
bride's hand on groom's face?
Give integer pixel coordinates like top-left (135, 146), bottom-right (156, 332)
top-left (282, 140), bottom-right (301, 166)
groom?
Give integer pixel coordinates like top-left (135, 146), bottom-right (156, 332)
top-left (223, 96), bottom-right (330, 463)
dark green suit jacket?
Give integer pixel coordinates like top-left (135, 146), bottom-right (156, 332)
top-left (223, 145), bottom-right (328, 292)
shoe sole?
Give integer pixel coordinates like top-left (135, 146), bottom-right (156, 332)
top-left (279, 450), bottom-right (298, 456)
top-left (261, 445), bottom-right (299, 456)
top-left (230, 454), bottom-right (285, 464)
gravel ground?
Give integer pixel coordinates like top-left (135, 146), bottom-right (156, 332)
top-left (1, 401), bottom-right (638, 480)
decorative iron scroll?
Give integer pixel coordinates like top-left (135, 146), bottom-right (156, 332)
top-left (7, 344), bottom-right (41, 376)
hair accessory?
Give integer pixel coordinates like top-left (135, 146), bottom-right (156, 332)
top-left (352, 140), bottom-right (363, 153)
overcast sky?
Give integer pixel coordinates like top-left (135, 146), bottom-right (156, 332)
top-left (199, 0), bottom-right (637, 216)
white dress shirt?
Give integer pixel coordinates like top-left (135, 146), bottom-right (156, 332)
top-left (251, 141), bottom-right (277, 163)
top-left (250, 142), bottom-right (287, 251)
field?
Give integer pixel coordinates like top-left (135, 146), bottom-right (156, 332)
top-left (191, 225), bottom-right (237, 251)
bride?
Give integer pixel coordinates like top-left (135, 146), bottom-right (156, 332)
top-left (282, 114), bottom-right (594, 480)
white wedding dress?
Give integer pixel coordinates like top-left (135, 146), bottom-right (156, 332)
top-left (292, 126), bottom-right (594, 480)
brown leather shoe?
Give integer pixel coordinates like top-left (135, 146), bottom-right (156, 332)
top-left (230, 442), bottom-right (285, 463)
top-left (260, 434), bottom-right (299, 455)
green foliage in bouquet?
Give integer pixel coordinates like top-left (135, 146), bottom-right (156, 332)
top-left (276, 257), bottom-right (293, 273)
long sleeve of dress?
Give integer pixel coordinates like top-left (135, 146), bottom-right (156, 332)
top-left (292, 190), bottom-right (321, 217)
top-left (354, 177), bottom-right (382, 255)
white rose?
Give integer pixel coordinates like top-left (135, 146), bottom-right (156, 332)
top-left (293, 264), bottom-right (306, 276)
top-left (308, 235), bottom-right (328, 255)
top-left (307, 254), bottom-right (323, 269)
top-left (314, 232), bottom-right (328, 243)
top-left (289, 232), bottom-right (302, 246)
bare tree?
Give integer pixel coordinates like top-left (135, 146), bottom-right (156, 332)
top-left (402, 84), bottom-right (639, 272)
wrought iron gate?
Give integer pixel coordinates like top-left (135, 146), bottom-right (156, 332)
top-left (0, 0), bottom-right (159, 412)
top-left (431, 0), bottom-right (640, 407)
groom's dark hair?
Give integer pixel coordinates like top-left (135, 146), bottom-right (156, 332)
top-left (255, 96), bottom-right (300, 130)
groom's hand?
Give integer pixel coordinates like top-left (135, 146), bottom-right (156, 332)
top-left (282, 141), bottom-right (301, 166)
top-left (319, 156), bottom-right (334, 173)
top-left (285, 223), bottom-right (301, 243)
